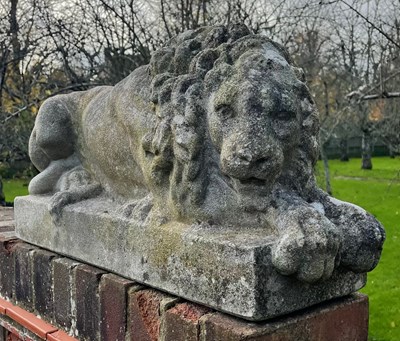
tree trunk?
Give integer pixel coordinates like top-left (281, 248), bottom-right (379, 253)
top-left (320, 144), bottom-right (332, 195)
top-left (339, 138), bottom-right (349, 161)
top-left (388, 144), bottom-right (395, 158)
top-left (0, 177), bottom-right (5, 206)
top-left (361, 130), bottom-right (373, 169)
top-left (10, 0), bottom-right (21, 75)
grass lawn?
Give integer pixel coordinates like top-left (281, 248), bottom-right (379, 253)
top-left (2, 178), bottom-right (29, 202)
top-left (317, 157), bottom-right (400, 341)
top-left (2, 157), bottom-right (399, 340)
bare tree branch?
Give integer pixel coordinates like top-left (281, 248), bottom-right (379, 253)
top-left (1, 82), bottom-right (105, 124)
top-left (338, 0), bottom-right (400, 49)
top-left (361, 92), bottom-right (400, 100)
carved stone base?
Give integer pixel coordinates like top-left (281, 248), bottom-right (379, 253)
top-left (14, 195), bottom-right (366, 321)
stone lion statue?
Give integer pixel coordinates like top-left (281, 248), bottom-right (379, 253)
top-left (28, 24), bottom-right (384, 283)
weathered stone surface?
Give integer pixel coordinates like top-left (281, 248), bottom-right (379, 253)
top-left (16, 196), bottom-right (367, 320)
top-left (16, 24), bottom-right (385, 320)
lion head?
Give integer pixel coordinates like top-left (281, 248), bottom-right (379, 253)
top-left (142, 25), bottom-right (320, 225)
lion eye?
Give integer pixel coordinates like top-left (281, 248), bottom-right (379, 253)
top-left (275, 110), bottom-right (294, 121)
top-left (215, 104), bottom-right (234, 119)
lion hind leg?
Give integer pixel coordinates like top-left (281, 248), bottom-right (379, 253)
top-left (49, 166), bottom-right (102, 221)
top-left (33, 95), bottom-right (75, 161)
top-left (29, 128), bottom-right (50, 171)
top-left (28, 154), bottom-right (81, 195)
top-left (29, 95), bottom-right (78, 194)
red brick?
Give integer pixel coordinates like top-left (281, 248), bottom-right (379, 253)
top-left (305, 294), bottom-right (369, 341)
top-left (32, 249), bottom-right (58, 318)
top-left (52, 258), bottom-right (79, 330)
top-left (99, 274), bottom-right (135, 341)
top-left (13, 243), bottom-right (35, 309)
top-left (0, 236), bottom-right (20, 299)
top-left (0, 325), bottom-right (5, 341)
top-left (74, 264), bottom-right (106, 341)
top-left (0, 322), bottom-right (25, 341)
top-left (0, 208), bottom-right (14, 220)
top-left (47, 330), bottom-right (78, 341)
top-left (127, 289), bottom-right (177, 341)
top-left (0, 297), bottom-right (14, 315)
top-left (200, 293), bottom-right (369, 341)
top-left (5, 331), bottom-right (22, 341)
top-left (0, 223), bottom-right (14, 233)
top-left (6, 305), bottom-right (57, 339)
top-left (0, 208), bottom-right (14, 233)
top-left (163, 303), bottom-right (211, 341)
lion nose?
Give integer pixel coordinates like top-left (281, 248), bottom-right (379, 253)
top-left (236, 148), bottom-right (254, 164)
top-left (222, 147), bottom-right (273, 180)
top-left (239, 150), bottom-right (272, 175)
top-left (236, 149), bottom-right (271, 167)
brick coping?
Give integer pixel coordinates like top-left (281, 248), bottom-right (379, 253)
top-left (0, 296), bottom-right (77, 340)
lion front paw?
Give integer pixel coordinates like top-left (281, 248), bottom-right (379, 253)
top-left (321, 197), bottom-right (386, 273)
top-left (271, 210), bottom-right (342, 283)
top-left (340, 214), bottom-right (385, 273)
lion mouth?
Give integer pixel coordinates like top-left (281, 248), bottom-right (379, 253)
top-left (239, 177), bottom-right (266, 186)
top-left (220, 170), bottom-right (272, 195)
top-left (232, 177), bottom-right (270, 195)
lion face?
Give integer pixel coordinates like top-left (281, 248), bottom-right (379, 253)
top-left (146, 35), bottom-right (319, 221)
top-left (206, 47), bottom-right (303, 198)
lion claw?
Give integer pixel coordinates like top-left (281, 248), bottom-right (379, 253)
top-left (340, 216), bottom-right (385, 273)
top-left (272, 209), bottom-right (342, 283)
top-left (49, 191), bottom-right (72, 222)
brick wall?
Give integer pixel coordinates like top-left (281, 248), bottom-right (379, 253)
top-left (0, 208), bottom-right (14, 234)
top-left (0, 207), bottom-right (369, 341)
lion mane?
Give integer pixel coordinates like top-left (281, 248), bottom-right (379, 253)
top-left (142, 24), bottom-right (320, 217)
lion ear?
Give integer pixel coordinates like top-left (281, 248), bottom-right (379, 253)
top-left (292, 66), bottom-right (306, 82)
top-left (203, 26), bottom-right (229, 48)
top-left (227, 23), bottom-right (252, 42)
top-left (150, 47), bottom-right (175, 76)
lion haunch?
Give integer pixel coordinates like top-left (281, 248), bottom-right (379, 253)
top-left (28, 24), bottom-right (384, 283)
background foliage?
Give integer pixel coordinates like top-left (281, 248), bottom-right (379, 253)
top-left (0, 0), bottom-right (399, 175)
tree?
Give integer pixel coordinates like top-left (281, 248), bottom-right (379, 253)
top-left (0, 176), bottom-right (5, 206)
top-left (323, 0), bottom-right (400, 167)
top-left (0, 0), bottom-right (40, 172)
top-left (1, 0), bottom-right (399, 182)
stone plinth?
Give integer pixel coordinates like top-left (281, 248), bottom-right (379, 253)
top-left (14, 195), bottom-right (366, 321)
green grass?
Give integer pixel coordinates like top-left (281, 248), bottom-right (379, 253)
top-left (317, 157), bottom-right (400, 181)
top-left (2, 157), bottom-right (399, 339)
top-left (317, 157), bottom-right (400, 341)
top-left (2, 178), bottom-right (29, 202)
